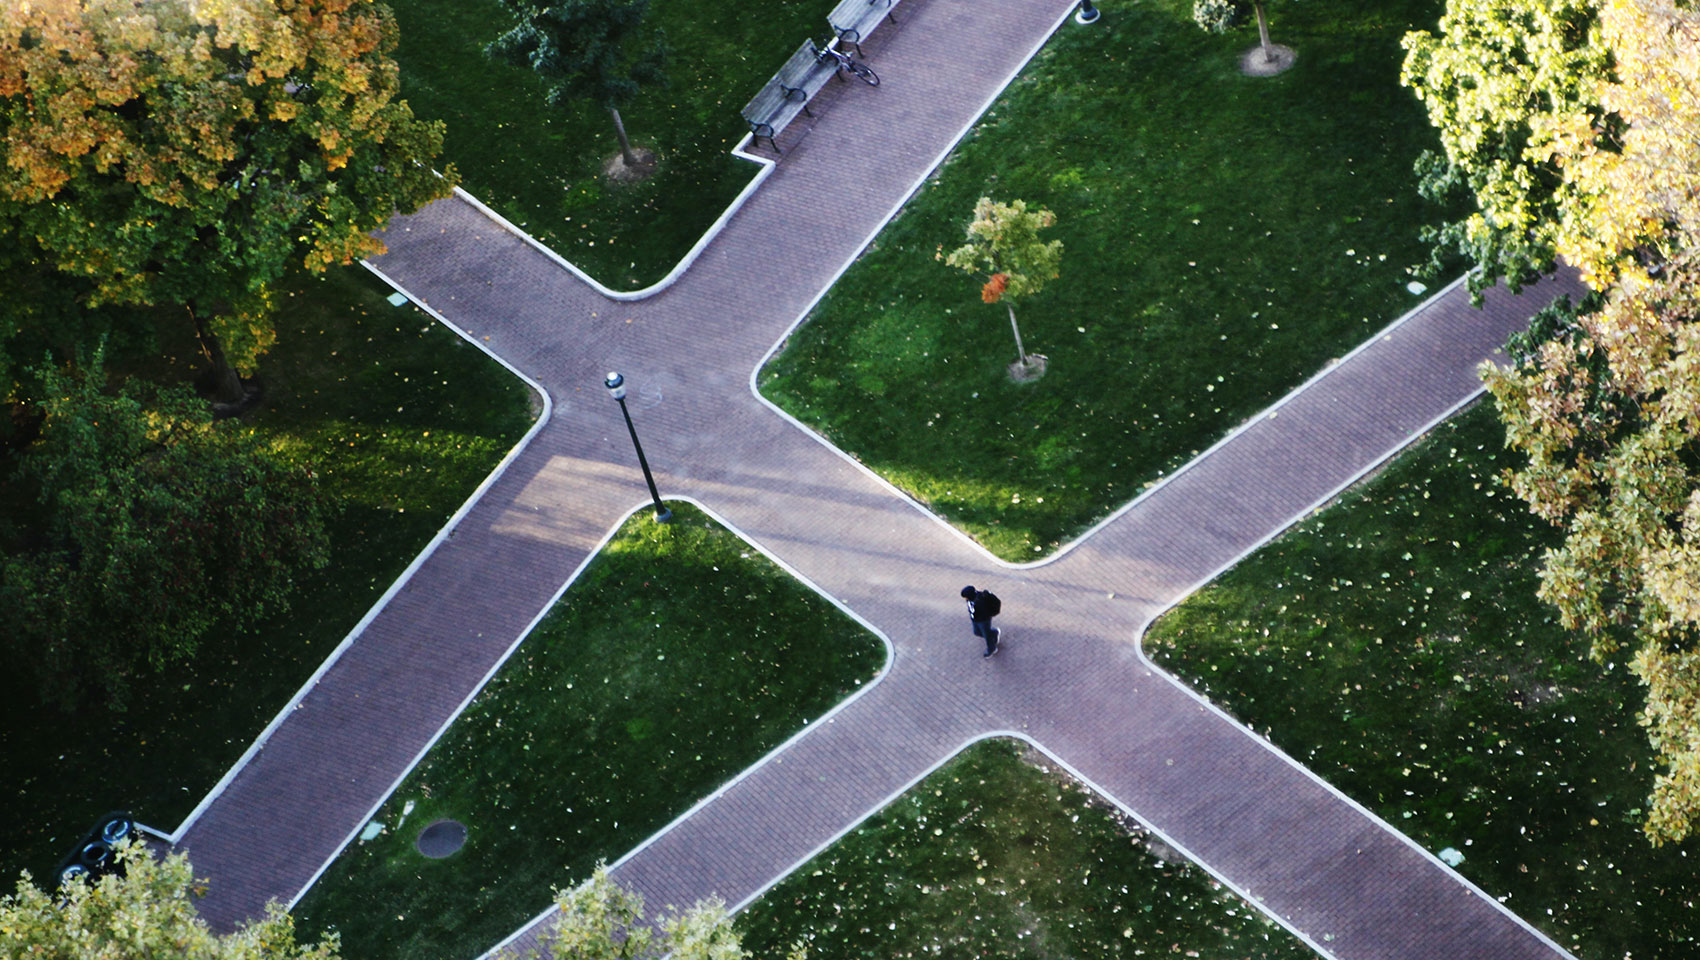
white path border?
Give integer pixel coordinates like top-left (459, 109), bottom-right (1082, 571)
top-left (630, 722), bottom-right (1570, 960)
top-left (284, 493), bottom-right (896, 919)
top-left (705, 730), bottom-right (1339, 960)
top-left (467, 4), bottom-right (1577, 953)
top-left (486, 370), bottom-right (1581, 959)
top-left (1124, 387), bottom-right (1581, 960)
top-left (752, 225), bottom-right (1475, 571)
top-left (480, 725), bottom-right (1522, 960)
top-left (472, 299), bottom-right (1581, 960)
top-left (147, 2), bottom-right (1575, 952)
top-left (746, 0), bottom-right (1081, 570)
top-left (152, 262), bottom-right (554, 845)
top-left (529, 384), bottom-right (1580, 960)
top-left (450, 135), bottom-right (775, 303)
top-left (740, 0), bottom-right (1479, 571)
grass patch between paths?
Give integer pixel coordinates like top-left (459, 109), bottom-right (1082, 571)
top-left (760, 0), bottom-right (1457, 560)
top-left (0, 266), bottom-right (535, 881)
top-left (389, 0), bottom-right (827, 291)
top-left (737, 739), bottom-right (1316, 960)
top-left (291, 503), bottom-right (886, 960)
top-left (1146, 403), bottom-right (1700, 959)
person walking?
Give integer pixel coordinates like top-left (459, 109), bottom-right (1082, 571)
top-left (961, 585), bottom-right (1002, 658)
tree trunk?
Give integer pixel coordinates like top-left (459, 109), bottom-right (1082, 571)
top-left (1254, 1), bottom-right (1274, 62)
top-left (609, 107), bottom-right (638, 167)
top-left (1006, 301), bottom-right (1028, 363)
top-left (190, 306), bottom-right (245, 406)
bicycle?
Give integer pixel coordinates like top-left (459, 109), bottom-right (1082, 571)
top-left (817, 43), bottom-right (880, 86)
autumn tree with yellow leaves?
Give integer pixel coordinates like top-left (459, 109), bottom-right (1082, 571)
top-left (0, 0), bottom-right (453, 403)
top-left (1400, 0), bottom-right (1613, 301)
top-left (525, 865), bottom-right (806, 960)
top-left (2, 842), bottom-right (341, 960)
top-left (1411, 0), bottom-right (1700, 844)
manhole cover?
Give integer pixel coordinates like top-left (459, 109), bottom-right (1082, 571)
top-left (415, 819), bottom-right (467, 859)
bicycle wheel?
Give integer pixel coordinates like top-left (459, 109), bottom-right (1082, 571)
top-left (850, 61), bottom-right (879, 86)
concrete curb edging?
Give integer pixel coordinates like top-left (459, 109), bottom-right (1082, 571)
top-left (741, 0), bottom-right (1476, 572)
top-left (697, 729), bottom-right (1341, 960)
top-left (157, 262), bottom-right (555, 846)
top-left (752, 212), bottom-right (1475, 571)
top-left (276, 491), bottom-right (896, 923)
top-left (1028, 271), bottom-right (1477, 563)
top-left (480, 732), bottom-right (1334, 960)
top-left (483, 374), bottom-right (1569, 960)
top-left (473, 496), bottom-right (898, 960)
top-left (279, 496), bottom-right (642, 913)
top-left (534, 277), bottom-right (1571, 960)
top-left (450, 134), bottom-right (775, 303)
top-left (1125, 384), bottom-right (1581, 960)
top-left (482, 355), bottom-right (1572, 959)
top-left (744, 0), bottom-right (1081, 567)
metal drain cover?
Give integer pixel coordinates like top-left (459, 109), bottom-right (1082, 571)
top-left (415, 819), bottom-right (467, 859)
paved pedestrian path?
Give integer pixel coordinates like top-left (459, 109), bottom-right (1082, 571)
top-left (174, 2), bottom-right (1586, 958)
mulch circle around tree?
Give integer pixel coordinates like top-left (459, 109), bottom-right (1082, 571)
top-left (602, 148), bottom-right (658, 183)
top-left (1008, 354), bottom-right (1049, 382)
top-left (415, 819), bottom-right (468, 859)
top-left (1240, 44), bottom-right (1296, 77)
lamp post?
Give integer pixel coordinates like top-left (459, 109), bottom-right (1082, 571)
top-left (604, 372), bottom-right (671, 523)
top-left (1075, 0), bottom-right (1101, 24)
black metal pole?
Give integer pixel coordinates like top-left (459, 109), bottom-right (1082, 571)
top-left (615, 394), bottom-right (671, 523)
top-left (1076, 0), bottom-right (1101, 24)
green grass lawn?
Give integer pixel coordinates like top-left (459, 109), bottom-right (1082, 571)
top-left (290, 502), bottom-right (886, 960)
top-left (760, 0), bottom-right (1458, 560)
top-left (1145, 402), bottom-right (1700, 959)
top-left (0, 265), bottom-right (534, 882)
top-left (389, 0), bottom-right (827, 291)
top-left (737, 738), bottom-right (1316, 960)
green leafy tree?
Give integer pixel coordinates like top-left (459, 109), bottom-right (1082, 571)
top-left (0, 349), bottom-right (330, 709)
top-left (520, 865), bottom-right (804, 960)
top-left (2, 841), bottom-right (340, 960)
top-left (0, 0), bottom-right (454, 404)
top-left (942, 197), bottom-right (1063, 379)
top-left (1400, 0), bottom-right (1611, 300)
top-left (486, 0), bottom-right (669, 169)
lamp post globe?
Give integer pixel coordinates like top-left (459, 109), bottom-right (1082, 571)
top-left (1076, 0), bottom-right (1101, 24)
top-left (604, 371), bottom-right (671, 523)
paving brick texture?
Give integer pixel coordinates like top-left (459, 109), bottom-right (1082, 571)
top-left (172, 1), bottom-right (1588, 958)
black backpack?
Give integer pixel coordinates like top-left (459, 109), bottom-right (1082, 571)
top-left (977, 590), bottom-right (1002, 618)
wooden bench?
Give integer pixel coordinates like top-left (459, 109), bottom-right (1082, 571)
top-left (828, 0), bottom-right (901, 58)
top-left (740, 39), bottom-right (837, 153)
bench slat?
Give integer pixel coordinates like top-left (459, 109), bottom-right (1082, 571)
top-left (829, 0), bottom-right (898, 44)
top-left (775, 38), bottom-right (828, 90)
top-left (740, 39), bottom-right (837, 151)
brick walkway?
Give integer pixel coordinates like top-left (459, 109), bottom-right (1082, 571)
top-left (174, 2), bottom-right (1585, 958)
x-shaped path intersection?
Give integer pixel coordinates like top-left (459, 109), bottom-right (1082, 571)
top-left (175, 3), bottom-right (1584, 957)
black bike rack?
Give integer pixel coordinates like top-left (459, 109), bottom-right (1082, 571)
top-left (52, 811), bottom-right (135, 892)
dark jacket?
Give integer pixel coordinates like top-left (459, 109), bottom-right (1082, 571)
top-left (965, 589), bottom-right (1001, 623)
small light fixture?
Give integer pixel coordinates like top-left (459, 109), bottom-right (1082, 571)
top-left (604, 372), bottom-right (670, 523)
